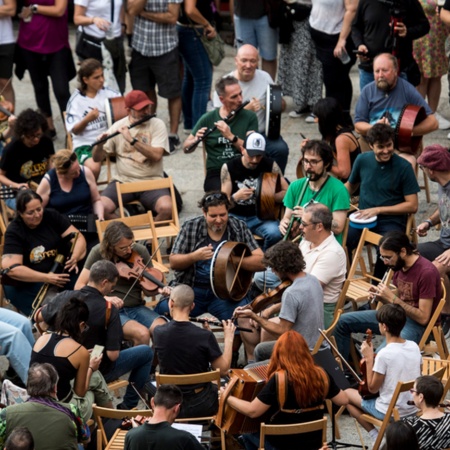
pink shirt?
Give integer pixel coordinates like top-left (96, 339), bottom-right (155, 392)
top-left (17, 0), bottom-right (69, 53)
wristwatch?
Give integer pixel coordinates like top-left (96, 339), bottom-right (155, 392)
top-left (425, 219), bottom-right (433, 229)
top-left (31, 4), bottom-right (38, 13)
top-left (130, 138), bottom-right (138, 146)
top-left (231, 135), bottom-right (238, 144)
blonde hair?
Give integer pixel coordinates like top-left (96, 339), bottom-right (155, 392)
top-left (52, 149), bottom-right (76, 174)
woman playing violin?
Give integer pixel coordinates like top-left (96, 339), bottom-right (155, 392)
top-left (75, 221), bottom-right (170, 346)
top-left (1, 189), bottom-right (86, 316)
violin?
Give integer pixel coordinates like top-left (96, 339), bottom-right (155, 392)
top-left (247, 280), bottom-right (292, 314)
top-left (359, 329), bottom-right (378, 399)
top-left (116, 250), bottom-right (165, 295)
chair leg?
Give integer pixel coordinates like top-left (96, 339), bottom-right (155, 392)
top-left (354, 419), bottom-right (367, 450)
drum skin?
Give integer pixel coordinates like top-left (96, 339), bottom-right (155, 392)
top-left (265, 85), bottom-right (282, 140)
top-left (105, 97), bottom-right (127, 127)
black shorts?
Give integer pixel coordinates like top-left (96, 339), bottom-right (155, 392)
top-left (129, 48), bottom-right (181, 99)
top-left (418, 239), bottom-right (449, 262)
top-left (0, 43), bottom-right (15, 79)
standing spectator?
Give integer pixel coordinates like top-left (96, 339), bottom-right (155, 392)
top-left (281, 1), bottom-right (322, 122)
top-left (440, 1), bottom-right (450, 138)
top-left (16, 0), bottom-right (76, 139)
top-left (177, 0), bottom-right (216, 134)
top-left (73, 0), bottom-right (127, 93)
top-left (0, 0), bottom-right (15, 105)
top-left (232, 0), bottom-right (278, 80)
top-left (309, 0), bottom-right (357, 125)
top-left (413, 0), bottom-right (450, 130)
top-left (127, 0), bottom-right (182, 153)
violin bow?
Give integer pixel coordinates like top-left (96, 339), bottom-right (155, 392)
top-left (121, 240), bottom-right (164, 302)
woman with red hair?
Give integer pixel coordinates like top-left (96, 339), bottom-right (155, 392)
top-left (226, 330), bottom-right (348, 450)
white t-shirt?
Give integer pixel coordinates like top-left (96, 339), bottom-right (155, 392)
top-left (373, 340), bottom-right (422, 416)
top-left (213, 69), bottom-right (274, 133)
top-left (300, 233), bottom-right (346, 304)
top-left (0, 0), bottom-right (14, 45)
top-left (75, 0), bottom-right (123, 39)
top-left (309, 0), bottom-right (344, 35)
top-left (65, 87), bottom-right (121, 149)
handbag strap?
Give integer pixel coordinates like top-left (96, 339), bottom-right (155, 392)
top-left (110, 0), bottom-right (114, 24)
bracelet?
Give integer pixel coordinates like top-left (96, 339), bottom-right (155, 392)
top-left (425, 219), bottom-right (433, 229)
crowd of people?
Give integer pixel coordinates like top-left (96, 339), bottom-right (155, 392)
top-left (1, 0), bottom-right (450, 448)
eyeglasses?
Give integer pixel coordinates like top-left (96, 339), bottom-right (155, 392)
top-left (409, 389), bottom-right (417, 394)
top-left (379, 254), bottom-right (395, 262)
top-left (303, 158), bottom-right (323, 167)
top-left (116, 242), bottom-right (135, 252)
top-left (204, 193), bottom-right (227, 203)
top-left (24, 131), bottom-right (43, 141)
top-left (300, 220), bottom-right (319, 227)
top-left (61, 152), bottom-right (78, 170)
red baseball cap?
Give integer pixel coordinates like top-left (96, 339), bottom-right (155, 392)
top-left (124, 90), bottom-right (153, 110)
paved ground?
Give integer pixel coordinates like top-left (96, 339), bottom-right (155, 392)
top-left (3, 25), bottom-right (450, 448)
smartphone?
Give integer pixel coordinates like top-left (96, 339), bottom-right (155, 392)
top-left (90, 345), bottom-right (104, 359)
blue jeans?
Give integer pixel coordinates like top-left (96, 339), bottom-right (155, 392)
top-left (231, 214), bottom-right (282, 251)
top-left (155, 286), bottom-right (250, 321)
top-left (264, 135), bottom-right (289, 174)
top-left (254, 267), bottom-right (280, 292)
top-left (103, 345), bottom-right (153, 408)
top-left (333, 310), bottom-right (426, 361)
top-left (242, 432), bottom-right (277, 450)
top-left (119, 305), bottom-right (159, 328)
top-left (177, 25), bottom-right (213, 130)
top-left (234, 15), bottom-right (278, 61)
top-left (0, 308), bottom-right (34, 384)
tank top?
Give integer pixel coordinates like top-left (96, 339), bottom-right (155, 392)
top-left (30, 333), bottom-right (81, 401)
top-left (46, 167), bottom-right (92, 215)
top-left (333, 128), bottom-right (361, 183)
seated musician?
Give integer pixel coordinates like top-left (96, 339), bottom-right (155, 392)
top-left (334, 231), bottom-right (442, 363)
top-left (0, 109), bottom-right (54, 210)
top-left (1, 189), bottom-right (86, 317)
top-left (278, 140), bottom-right (349, 244)
top-left (74, 221), bottom-right (169, 346)
top-left (91, 89), bottom-right (172, 220)
top-left (354, 52), bottom-right (437, 166)
top-left (182, 76), bottom-right (259, 192)
top-left (221, 132), bottom-right (287, 251)
top-left (345, 124), bottom-right (419, 279)
top-left (225, 330), bottom-right (348, 450)
top-left (345, 304), bottom-right (422, 446)
top-left (154, 192), bottom-right (265, 325)
top-left (36, 149), bottom-right (104, 254)
top-left (213, 44), bottom-right (289, 174)
top-left (38, 261), bottom-right (154, 410)
top-left (254, 203), bottom-right (346, 329)
top-left (234, 241), bottom-right (324, 362)
top-left (153, 284), bottom-right (235, 418)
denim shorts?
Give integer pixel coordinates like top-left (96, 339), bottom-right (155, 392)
top-left (361, 398), bottom-right (385, 420)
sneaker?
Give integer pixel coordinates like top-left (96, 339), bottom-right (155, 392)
top-left (305, 113), bottom-right (316, 123)
top-left (168, 135), bottom-right (180, 154)
top-left (183, 128), bottom-right (192, 136)
top-left (436, 112), bottom-right (450, 130)
top-left (442, 314), bottom-right (450, 339)
top-left (289, 106), bottom-right (311, 118)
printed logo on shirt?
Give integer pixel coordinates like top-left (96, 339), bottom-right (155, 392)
top-left (29, 246), bottom-right (57, 264)
top-left (20, 160), bottom-right (48, 180)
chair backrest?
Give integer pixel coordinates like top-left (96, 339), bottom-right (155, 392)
top-left (92, 404), bottom-right (153, 448)
top-left (155, 369), bottom-right (221, 387)
top-left (418, 280), bottom-right (446, 351)
top-left (259, 417), bottom-right (327, 450)
top-left (312, 309), bottom-right (343, 355)
top-left (96, 214), bottom-right (157, 243)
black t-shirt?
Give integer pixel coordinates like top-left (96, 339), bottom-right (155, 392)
top-left (4, 209), bottom-right (71, 273)
top-left (178, 0), bottom-right (213, 25)
top-left (257, 371), bottom-right (340, 449)
top-left (0, 136), bottom-right (54, 184)
top-left (153, 321), bottom-right (222, 392)
top-left (234, 0), bottom-right (266, 19)
top-left (227, 155), bottom-right (274, 217)
top-left (444, 0), bottom-right (450, 9)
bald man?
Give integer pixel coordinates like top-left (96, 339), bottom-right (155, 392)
top-left (152, 284), bottom-right (235, 418)
top-left (213, 44), bottom-right (289, 173)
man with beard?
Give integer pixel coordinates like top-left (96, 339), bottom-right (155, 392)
top-left (334, 231), bottom-right (442, 364)
top-left (354, 53), bottom-right (438, 144)
top-left (154, 191), bottom-right (265, 322)
top-left (345, 124), bottom-right (419, 279)
top-left (279, 140), bottom-right (350, 244)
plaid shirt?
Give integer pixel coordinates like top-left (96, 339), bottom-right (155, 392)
top-left (132, 0), bottom-right (182, 57)
top-left (171, 215), bottom-right (259, 287)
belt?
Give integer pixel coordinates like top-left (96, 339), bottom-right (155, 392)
top-left (177, 22), bottom-right (204, 28)
top-left (183, 386), bottom-right (205, 396)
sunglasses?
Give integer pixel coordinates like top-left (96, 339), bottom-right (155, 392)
top-left (204, 193), bottom-right (227, 203)
top-left (61, 152), bottom-right (78, 170)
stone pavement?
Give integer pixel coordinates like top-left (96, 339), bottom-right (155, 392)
top-left (6, 25), bottom-right (450, 448)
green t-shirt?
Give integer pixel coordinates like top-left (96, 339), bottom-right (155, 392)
top-left (283, 176), bottom-right (350, 244)
top-left (192, 108), bottom-right (258, 171)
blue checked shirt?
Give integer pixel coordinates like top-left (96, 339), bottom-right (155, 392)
top-left (132, 0), bottom-right (182, 57)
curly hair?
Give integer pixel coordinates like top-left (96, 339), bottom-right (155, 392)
top-left (100, 221), bottom-right (134, 260)
top-left (14, 109), bottom-right (48, 139)
top-left (262, 241), bottom-right (306, 276)
top-left (268, 331), bottom-right (328, 406)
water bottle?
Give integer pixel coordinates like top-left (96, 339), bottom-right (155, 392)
top-left (339, 49), bottom-right (351, 65)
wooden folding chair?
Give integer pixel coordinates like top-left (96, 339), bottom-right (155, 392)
top-left (92, 404), bottom-right (153, 450)
top-left (95, 215), bottom-right (168, 274)
top-left (357, 379), bottom-right (415, 450)
top-left (259, 417), bottom-right (327, 450)
top-left (418, 281), bottom-right (449, 360)
top-left (337, 228), bottom-right (394, 311)
top-left (155, 369), bottom-right (225, 450)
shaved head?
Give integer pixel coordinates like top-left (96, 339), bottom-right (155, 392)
top-left (170, 284), bottom-right (195, 308)
top-left (235, 45), bottom-right (259, 81)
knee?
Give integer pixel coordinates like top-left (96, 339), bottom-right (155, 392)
top-left (149, 317), bottom-right (166, 339)
top-left (128, 324), bottom-right (150, 346)
top-left (155, 199), bottom-right (172, 220)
